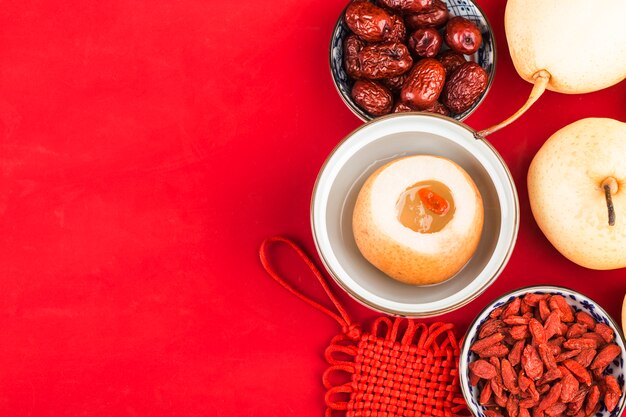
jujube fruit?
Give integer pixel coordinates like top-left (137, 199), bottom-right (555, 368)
top-left (445, 16), bottom-right (482, 55)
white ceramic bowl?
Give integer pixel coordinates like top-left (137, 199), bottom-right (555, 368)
top-left (459, 285), bottom-right (626, 417)
top-left (311, 113), bottom-right (519, 316)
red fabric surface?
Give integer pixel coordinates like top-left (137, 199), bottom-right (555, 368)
top-left (1, 0), bottom-right (625, 416)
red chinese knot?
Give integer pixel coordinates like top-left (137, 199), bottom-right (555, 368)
top-left (260, 236), bottom-right (470, 417)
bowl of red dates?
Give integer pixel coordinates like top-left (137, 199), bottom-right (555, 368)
top-left (460, 286), bottom-right (626, 417)
top-left (330, 0), bottom-right (495, 121)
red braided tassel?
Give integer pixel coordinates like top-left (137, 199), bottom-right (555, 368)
top-left (260, 237), bottom-right (470, 417)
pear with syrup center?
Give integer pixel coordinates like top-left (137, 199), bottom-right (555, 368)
top-left (479, 0), bottom-right (626, 137)
top-left (528, 118), bottom-right (626, 270)
top-left (352, 155), bottom-right (484, 285)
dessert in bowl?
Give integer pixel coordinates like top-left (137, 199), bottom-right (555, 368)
top-left (311, 112), bottom-right (519, 316)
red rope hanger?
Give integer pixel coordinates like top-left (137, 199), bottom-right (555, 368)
top-left (259, 236), bottom-right (470, 417)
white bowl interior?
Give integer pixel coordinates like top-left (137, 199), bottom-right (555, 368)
top-left (311, 113), bottom-right (519, 316)
top-left (459, 286), bottom-right (626, 417)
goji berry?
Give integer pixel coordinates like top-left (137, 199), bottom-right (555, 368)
top-left (573, 349), bottom-right (596, 368)
top-left (502, 298), bottom-right (522, 319)
top-left (594, 323), bottom-right (614, 343)
top-left (509, 340), bottom-right (525, 367)
top-left (574, 311), bottom-right (596, 330)
top-left (529, 319), bottom-right (546, 345)
top-left (522, 345), bottom-right (544, 381)
top-left (566, 323), bottom-right (587, 339)
top-left (563, 359), bottom-right (592, 385)
top-left (548, 295), bottom-right (574, 322)
top-left (537, 382), bottom-right (561, 411)
top-left (604, 375), bottom-right (621, 412)
top-left (471, 332), bottom-right (505, 353)
top-left (559, 373), bottom-right (579, 403)
top-left (584, 385), bottom-right (600, 416)
top-left (590, 343), bottom-right (620, 371)
top-left (469, 359), bottom-right (497, 379)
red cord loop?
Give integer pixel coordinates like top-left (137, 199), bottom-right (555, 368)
top-left (259, 236), bottom-right (354, 334)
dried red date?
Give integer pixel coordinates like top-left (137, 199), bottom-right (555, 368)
top-left (437, 50), bottom-right (466, 76)
top-left (400, 58), bottom-right (445, 109)
top-left (344, 35), bottom-right (365, 79)
top-left (392, 102), bottom-right (413, 113)
top-left (441, 61), bottom-right (487, 113)
top-left (351, 80), bottom-right (393, 116)
top-left (384, 14), bottom-right (406, 42)
top-left (378, 0), bottom-right (433, 13)
top-left (382, 73), bottom-right (408, 92)
top-left (345, 1), bottom-right (392, 43)
top-left (405, 0), bottom-right (449, 29)
top-left (445, 16), bottom-right (482, 54)
top-left (422, 100), bottom-right (449, 116)
top-left (358, 42), bottom-right (413, 79)
top-left (408, 28), bottom-right (442, 58)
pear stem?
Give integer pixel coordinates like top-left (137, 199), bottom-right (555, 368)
top-left (602, 177), bottom-right (618, 226)
top-left (476, 70), bottom-right (551, 138)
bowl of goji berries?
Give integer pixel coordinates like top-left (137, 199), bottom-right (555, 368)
top-left (459, 286), bottom-right (626, 417)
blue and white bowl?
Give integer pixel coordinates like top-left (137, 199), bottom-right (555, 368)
top-left (459, 286), bottom-right (626, 417)
top-left (329, 0), bottom-right (496, 122)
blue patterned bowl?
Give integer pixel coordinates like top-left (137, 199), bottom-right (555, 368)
top-left (459, 286), bottom-right (626, 417)
top-left (329, 0), bottom-right (496, 122)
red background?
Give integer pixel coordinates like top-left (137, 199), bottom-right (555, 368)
top-left (1, 0), bottom-right (625, 415)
